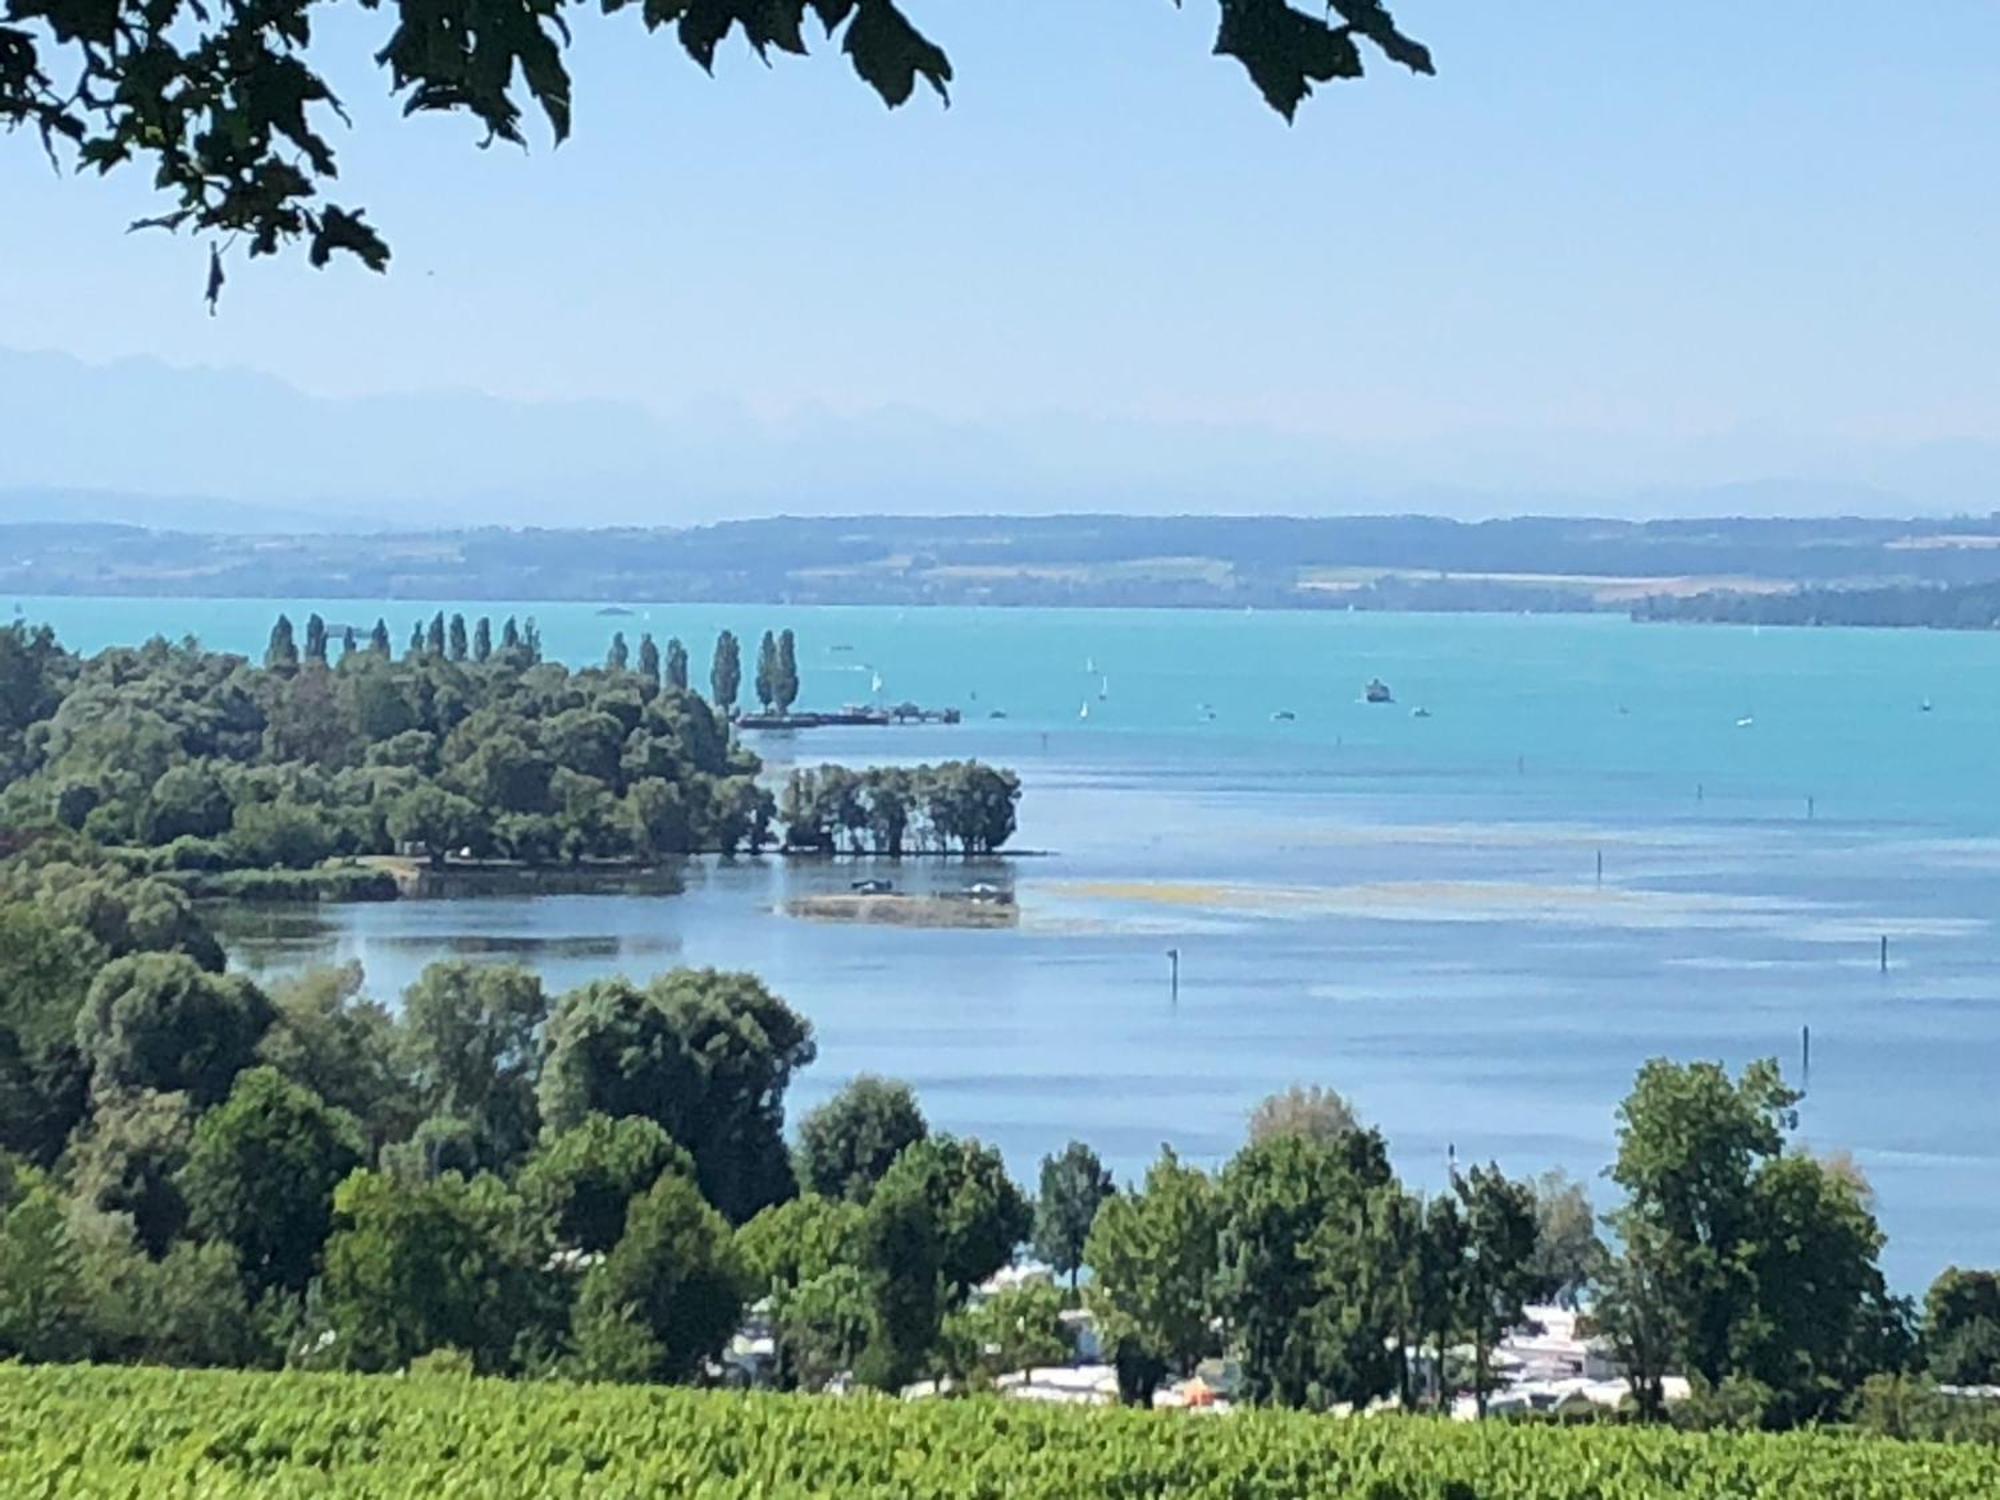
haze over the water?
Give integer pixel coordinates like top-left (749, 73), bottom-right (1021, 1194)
top-left (3, 3), bottom-right (1998, 525)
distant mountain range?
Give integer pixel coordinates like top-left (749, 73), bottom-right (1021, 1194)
top-left (5, 345), bottom-right (1999, 527)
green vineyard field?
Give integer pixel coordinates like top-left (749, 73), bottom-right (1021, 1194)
top-left (2, 1364), bottom-right (1996, 1498)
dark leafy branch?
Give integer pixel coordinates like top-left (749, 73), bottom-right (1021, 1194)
top-left (0, 1), bottom-right (1430, 294)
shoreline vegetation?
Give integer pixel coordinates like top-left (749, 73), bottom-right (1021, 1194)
top-left (0, 616), bottom-right (1023, 903)
top-left (15, 514), bottom-right (2000, 627)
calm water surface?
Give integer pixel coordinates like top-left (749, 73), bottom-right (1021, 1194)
top-left (26, 597), bottom-right (2000, 1288)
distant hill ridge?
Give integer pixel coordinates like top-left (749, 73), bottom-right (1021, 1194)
top-left (8, 513), bottom-right (2000, 617)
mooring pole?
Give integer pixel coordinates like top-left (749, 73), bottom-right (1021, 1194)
top-left (1880, 935), bottom-right (1890, 973)
top-left (1595, 849), bottom-right (1604, 889)
top-left (1802, 1024), bottom-right (1811, 1096)
top-left (1168, 947), bottom-right (1180, 1004)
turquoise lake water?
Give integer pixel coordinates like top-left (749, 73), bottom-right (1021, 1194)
top-left (19, 596), bottom-right (2000, 1288)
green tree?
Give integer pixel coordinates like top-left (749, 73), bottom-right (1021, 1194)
top-left (472, 617), bottom-right (493, 663)
top-left (665, 638), bottom-right (690, 691)
top-left (368, 619), bottom-right (392, 656)
top-left (636, 633), bottom-right (661, 688)
top-left (793, 1075), bottom-right (928, 1204)
top-left (1454, 1163), bottom-right (1539, 1418)
top-left (399, 961), bottom-right (548, 1170)
top-left (755, 630), bottom-right (779, 711)
top-left (142, 762), bottom-right (233, 842)
top-left (385, 784), bottom-right (478, 867)
top-left (76, 952), bottom-right (273, 1106)
top-left (1084, 1147), bottom-right (1220, 1407)
top-left (5, 2), bottom-right (1429, 287)
top-left (1925, 1268), bottom-right (2000, 1386)
top-left (736, 1193), bottom-right (864, 1300)
top-left (607, 631), bottom-right (630, 673)
top-left (321, 1168), bottom-right (545, 1373)
top-left (1247, 1083), bottom-right (1359, 1146)
top-left (265, 615), bottom-right (299, 671)
top-left (539, 969), bottom-right (814, 1223)
top-left (303, 613), bottom-right (329, 665)
top-left (1525, 1168), bottom-right (1603, 1309)
top-left (426, 613), bottom-right (447, 658)
top-left (519, 1113), bottom-right (694, 1255)
top-left (67, 1087), bottom-right (195, 1257)
top-left (1217, 1128), bottom-right (1402, 1410)
top-left (711, 631), bottom-right (742, 712)
top-left (447, 614), bottom-right (469, 662)
top-left (0, 1177), bottom-right (89, 1363)
top-left (940, 1280), bottom-right (1070, 1388)
top-left (775, 629), bottom-right (800, 713)
top-left (1734, 1151), bottom-right (1895, 1424)
top-left (179, 1066), bottom-right (367, 1296)
top-left (869, 1134), bottom-right (1029, 1299)
top-left (255, 964), bottom-right (410, 1150)
top-left (1608, 1057), bottom-right (1798, 1389)
top-left (72, 1225), bottom-right (271, 1369)
top-left (341, 625), bottom-right (358, 658)
top-left (571, 1172), bottom-right (745, 1384)
top-left (227, 798), bottom-right (335, 869)
top-left (0, 904), bottom-right (97, 1163)
top-left (501, 617), bottom-right (522, 653)
top-left (772, 1264), bottom-right (874, 1391)
top-left (1033, 1139), bottom-right (1113, 1290)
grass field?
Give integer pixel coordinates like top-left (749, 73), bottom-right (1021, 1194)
top-left (3, 1364), bottom-right (1997, 1498)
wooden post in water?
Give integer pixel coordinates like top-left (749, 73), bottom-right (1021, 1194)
top-left (1880, 935), bottom-right (1889, 973)
top-left (1801, 1024), bottom-right (1811, 1096)
top-left (1168, 947), bottom-right (1180, 1005)
top-left (1595, 849), bottom-right (1603, 889)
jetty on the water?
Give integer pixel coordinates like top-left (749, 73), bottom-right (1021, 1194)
top-left (736, 703), bottom-right (963, 731)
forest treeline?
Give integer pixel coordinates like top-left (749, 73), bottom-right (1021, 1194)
top-left (0, 618), bottom-right (1017, 882)
top-left (16, 514), bottom-right (2000, 609)
top-left (1636, 579), bottom-right (2000, 630)
top-left (0, 847), bottom-right (1997, 1432)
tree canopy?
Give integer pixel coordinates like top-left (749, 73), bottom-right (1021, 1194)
top-left (1, 2), bottom-right (1433, 298)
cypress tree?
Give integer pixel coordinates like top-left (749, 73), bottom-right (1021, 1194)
top-left (665, 637), bottom-right (689, 692)
top-left (341, 625), bottom-right (358, 658)
top-left (448, 614), bottom-right (469, 661)
top-left (755, 630), bottom-right (778, 711)
top-left (426, 612), bottom-right (446, 657)
top-left (265, 614), bottom-right (299, 670)
top-left (473, 617), bottom-right (492, 663)
top-left (608, 632), bottom-right (630, 672)
top-left (502, 616), bottom-right (521, 652)
top-left (370, 619), bottom-right (392, 656)
top-left (303, 612), bottom-right (328, 665)
top-left (408, 622), bottom-right (425, 658)
top-left (637, 633), bottom-right (661, 687)
top-left (711, 631), bottom-right (741, 712)
top-left (523, 617), bottom-right (542, 663)
top-left (776, 628), bottom-right (799, 713)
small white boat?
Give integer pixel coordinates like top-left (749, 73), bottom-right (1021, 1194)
top-left (1921, 698), bottom-right (1934, 713)
top-left (1736, 715), bottom-right (1755, 728)
top-left (1079, 701), bottom-right (1090, 721)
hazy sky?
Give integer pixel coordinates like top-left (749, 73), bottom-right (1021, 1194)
top-left (4, 3), bottom-right (2000, 515)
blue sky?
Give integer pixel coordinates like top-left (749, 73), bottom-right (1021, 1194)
top-left (4, 3), bottom-right (2000, 519)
